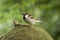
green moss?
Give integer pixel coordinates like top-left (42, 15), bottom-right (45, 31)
top-left (1, 25), bottom-right (54, 40)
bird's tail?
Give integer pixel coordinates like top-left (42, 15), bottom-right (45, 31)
top-left (36, 20), bottom-right (44, 22)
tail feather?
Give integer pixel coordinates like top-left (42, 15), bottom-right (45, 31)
top-left (36, 20), bottom-right (44, 22)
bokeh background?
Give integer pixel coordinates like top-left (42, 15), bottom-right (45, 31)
top-left (0, 0), bottom-right (60, 40)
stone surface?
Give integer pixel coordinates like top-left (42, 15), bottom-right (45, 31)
top-left (1, 25), bottom-right (54, 40)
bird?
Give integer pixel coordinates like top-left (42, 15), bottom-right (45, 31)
top-left (22, 13), bottom-right (43, 25)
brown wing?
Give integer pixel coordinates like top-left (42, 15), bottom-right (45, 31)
top-left (30, 16), bottom-right (34, 19)
top-left (27, 13), bottom-right (39, 20)
top-left (27, 14), bottom-right (34, 19)
top-left (29, 16), bottom-right (38, 20)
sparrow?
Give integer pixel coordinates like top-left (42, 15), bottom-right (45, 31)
top-left (23, 13), bottom-right (43, 25)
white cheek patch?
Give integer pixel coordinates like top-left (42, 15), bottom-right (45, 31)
top-left (25, 15), bottom-right (28, 18)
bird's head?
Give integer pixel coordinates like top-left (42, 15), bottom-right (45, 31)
top-left (23, 12), bottom-right (28, 16)
top-left (22, 13), bottom-right (28, 16)
top-left (22, 12), bottom-right (29, 18)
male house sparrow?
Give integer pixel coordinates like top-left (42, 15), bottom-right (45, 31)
top-left (23, 13), bottom-right (43, 25)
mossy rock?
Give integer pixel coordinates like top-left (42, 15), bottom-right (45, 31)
top-left (1, 25), bottom-right (54, 40)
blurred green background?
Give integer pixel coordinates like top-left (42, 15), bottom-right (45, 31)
top-left (0, 0), bottom-right (60, 40)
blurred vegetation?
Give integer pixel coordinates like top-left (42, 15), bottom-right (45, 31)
top-left (0, 0), bottom-right (60, 40)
